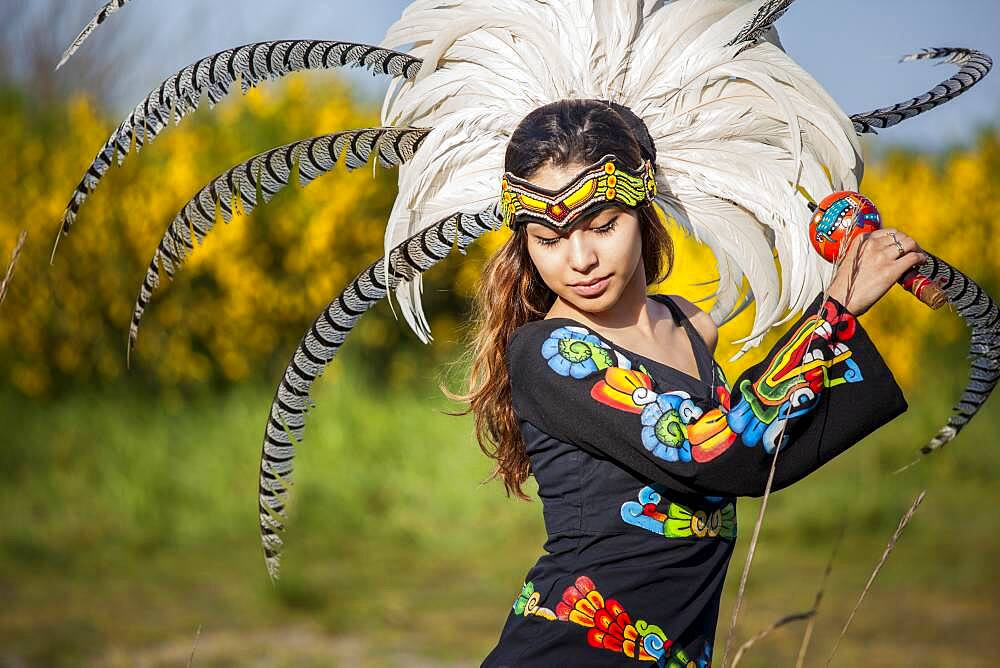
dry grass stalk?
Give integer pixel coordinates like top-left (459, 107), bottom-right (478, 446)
top-left (794, 605), bottom-right (819, 667)
top-left (0, 229), bottom-right (27, 308)
top-left (825, 489), bottom-right (927, 666)
top-left (891, 456), bottom-right (921, 476)
top-left (721, 438), bottom-right (782, 668)
top-left (794, 522), bottom-right (847, 668)
top-left (730, 609), bottom-right (816, 668)
top-left (721, 284), bottom-right (840, 668)
top-left (188, 624), bottom-right (203, 668)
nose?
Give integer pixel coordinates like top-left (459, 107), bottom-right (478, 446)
top-left (566, 229), bottom-right (599, 274)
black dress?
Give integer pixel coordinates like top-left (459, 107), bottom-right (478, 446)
top-left (481, 291), bottom-right (908, 667)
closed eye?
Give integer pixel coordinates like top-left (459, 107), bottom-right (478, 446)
top-left (593, 217), bottom-right (619, 236)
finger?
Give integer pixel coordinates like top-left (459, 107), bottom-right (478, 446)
top-left (882, 244), bottom-right (906, 262)
top-left (885, 231), bottom-right (921, 257)
top-left (868, 230), bottom-right (897, 248)
top-left (877, 236), bottom-right (918, 254)
top-left (893, 249), bottom-right (928, 270)
top-left (875, 227), bottom-right (909, 243)
top-left (879, 228), bottom-right (917, 246)
top-left (866, 239), bottom-right (899, 263)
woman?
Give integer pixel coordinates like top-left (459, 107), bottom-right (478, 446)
top-left (57, 0), bottom-right (992, 594)
top-left (53, 6), bottom-right (994, 663)
top-left (458, 99), bottom-right (922, 667)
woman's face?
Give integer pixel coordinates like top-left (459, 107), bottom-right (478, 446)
top-left (522, 161), bottom-right (644, 314)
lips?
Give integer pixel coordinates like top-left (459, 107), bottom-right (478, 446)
top-left (568, 274), bottom-right (611, 297)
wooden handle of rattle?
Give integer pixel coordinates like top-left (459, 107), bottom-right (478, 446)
top-left (899, 266), bottom-right (947, 309)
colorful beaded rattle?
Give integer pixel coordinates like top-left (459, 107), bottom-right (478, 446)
top-left (808, 191), bottom-right (946, 309)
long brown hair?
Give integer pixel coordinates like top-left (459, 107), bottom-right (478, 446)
top-left (442, 99), bottom-right (675, 500)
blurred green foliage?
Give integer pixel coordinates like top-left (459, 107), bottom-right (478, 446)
top-left (0, 350), bottom-right (996, 666)
top-left (0, 78), bottom-right (502, 397)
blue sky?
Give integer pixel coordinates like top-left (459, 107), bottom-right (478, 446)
top-left (62, 0), bottom-right (999, 151)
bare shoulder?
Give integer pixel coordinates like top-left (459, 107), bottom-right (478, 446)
top-left (667, 294), bottom-right (718, 354)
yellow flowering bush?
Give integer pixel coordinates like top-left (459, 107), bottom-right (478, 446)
top-left (1, 75), bottom-right (996, 397)
top-left (0, 75), bottom-right (486, 395)
top-left (858, 134), bottom-right (1000, 387)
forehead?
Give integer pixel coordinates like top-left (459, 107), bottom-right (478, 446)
top-left (524, 161), bottom-right (590, 192)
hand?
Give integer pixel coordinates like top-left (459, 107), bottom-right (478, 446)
top-left (826, 228), bottom-right (928, 317)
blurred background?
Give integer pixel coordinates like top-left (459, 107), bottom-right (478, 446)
top-left (1, 1), bottom-right (998, 666)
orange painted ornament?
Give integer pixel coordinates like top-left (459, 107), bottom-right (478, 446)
top-left (808, 191), bottom-right (881, 262)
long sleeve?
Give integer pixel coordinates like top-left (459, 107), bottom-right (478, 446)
top-left (506, 290), bottom-right (909, 498)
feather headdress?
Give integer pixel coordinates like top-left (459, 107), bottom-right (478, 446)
top-left (56, 0), bottom-right (992, 579)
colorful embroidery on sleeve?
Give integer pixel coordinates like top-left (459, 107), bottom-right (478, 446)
top-left (539, 299), bottom-right (864, 464)
top-left (621, 486), bottom-right (736, 540)
top-left (723, 300), bottom-right (862, 454)
top-left (516, 574), bottom-right (712, 666)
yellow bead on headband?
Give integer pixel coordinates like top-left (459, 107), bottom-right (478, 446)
top-left (500, 153), bottom-right (657, 232)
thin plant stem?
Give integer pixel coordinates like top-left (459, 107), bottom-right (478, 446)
top-left (0, 229), bottom-right (26, 308)
top-left (795, 522), bottom-right (847, 668)
top-left (826, 489), bottom-right (927, 666)
top-left (721, 428), bottom-right (783, 667)
top-left (731, 609), bottom-right (815, 668)
top-left (187, 624), bottom-right (202, 668)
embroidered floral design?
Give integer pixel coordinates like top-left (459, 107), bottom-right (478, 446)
top-left (512, 581), bottom-right (556, 620)
top-left (663, 641), bottom-right (712, 668)
top-left (665, 502), bottom-right (736, 540)
top-left (640, 391), bottom-right (704, 462)
top-left (538, 298), bottom-right (866, 464)
top-left (510, 575), bottom-right (713, 666)
top-left (555, 575), bottom-right (672, 662)
top-left (593, 366), bottom-right (658, 414)
top-left (542, 325), bottom-right (631, 379)
top-left (621, 486), bottom-right (737, 541)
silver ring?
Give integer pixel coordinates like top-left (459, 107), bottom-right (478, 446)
top-left (888, 231), bottom-right (904, 257)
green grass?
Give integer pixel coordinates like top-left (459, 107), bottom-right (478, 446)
top-left (1, 352), bottom-right (997, 667)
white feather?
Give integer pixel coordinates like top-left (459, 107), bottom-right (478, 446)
top-left (377, 0), bottom-right (863, 352)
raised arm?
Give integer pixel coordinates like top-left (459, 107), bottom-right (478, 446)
top-left (506, 290), bottom-right (908, 497)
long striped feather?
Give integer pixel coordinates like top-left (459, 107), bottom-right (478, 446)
top-left (725, 0), bottom-right (796, 48)
top-left (910, 254), bottom-right (1000, 454)
top-left (128, 127), bottom-right (430, 361)
top-left (850, 47), bottom-right (993, 134)
top-left (259, 203), bottom-right (501, 580)
top-left (55, 39), bottom-right (423, 259)
top-left (57, 0), bottom-right (135, 70)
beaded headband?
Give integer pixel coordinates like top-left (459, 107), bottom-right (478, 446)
top-left (500, 154), bottom-right (657, 232)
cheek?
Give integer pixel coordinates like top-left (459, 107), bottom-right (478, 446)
top-left (608, 222), bottom-right (643, 269)
top-left (527, 245), bottom-right (559, 286)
